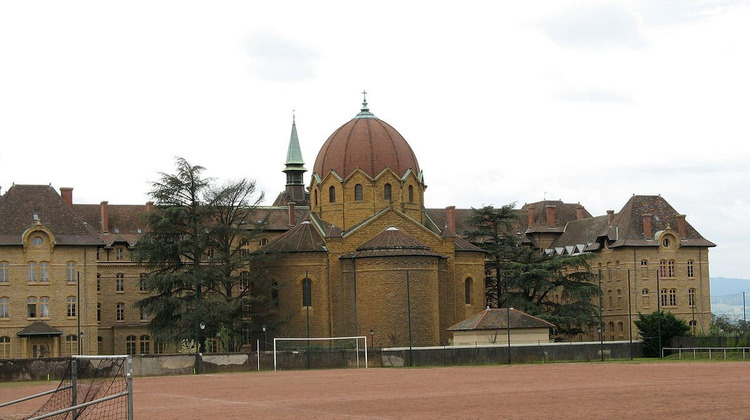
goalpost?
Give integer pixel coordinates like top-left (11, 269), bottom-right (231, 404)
top-left (273, 336), bottom-right (368, 371)
top-left (0, 355), bottom-right (133, 419)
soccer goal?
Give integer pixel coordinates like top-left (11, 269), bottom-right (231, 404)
top-left (0, 355), bottom-right (133, 419)
top-left (273, 336), bottom-right (368, 371)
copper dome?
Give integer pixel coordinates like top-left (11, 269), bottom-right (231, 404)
top-left (313, 102), bottom-right (420, 179)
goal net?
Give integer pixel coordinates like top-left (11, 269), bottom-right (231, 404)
top-left (273, 336), bottom-right (368, 371)
top-left (23, 355), bottom-right (133, 419)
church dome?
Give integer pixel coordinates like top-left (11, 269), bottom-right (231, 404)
top-left (313, 99), bottom-right (420, 180)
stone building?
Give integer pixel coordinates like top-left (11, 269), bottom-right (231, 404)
top-left (0, 97), bottom-right (715, 357)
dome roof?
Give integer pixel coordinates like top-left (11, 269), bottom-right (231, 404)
top-left (313, 100), bottom-right (420, 179)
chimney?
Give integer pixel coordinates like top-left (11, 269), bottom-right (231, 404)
top-left (445, 206), bottom-right (456, 234)
top-left (527, 206), bottom-right (535, 227)
top-left (576, 206), bottom-right (585, 220)
top-left (545, 205), bottom-right (556, 227)
top-left (607, 210), bottom-right (615, 225)
top-left (676, 214), bottom-right (687, 238)
top-left (146, 201), bottom-right (154, 212)
top-left (100, 201), bottom-right (109, 233)
top-left (642, 214), bottom-right (653, 239)
top-left (288, 202), bottom-right (296, 226)
top-left (60, 187), bottom-right (73, 209)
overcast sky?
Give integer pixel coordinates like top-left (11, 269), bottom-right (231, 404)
top-left (1, 1), bottom-right (749, 279)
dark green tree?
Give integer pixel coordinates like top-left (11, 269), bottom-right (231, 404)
top-left (634, 311), bottom-right (690, 357)
top-left (465, 204), bottom-right (600, 337)
top-left (133, 157), bottom-right (271, 352)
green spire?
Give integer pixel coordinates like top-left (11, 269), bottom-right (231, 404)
top-left (285, 113), bottom-right (305, 166)
top-left (355, 90), bottom-right (376, 119)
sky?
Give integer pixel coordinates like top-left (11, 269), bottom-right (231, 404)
top-left (1, 1), bottom-right (749, 279)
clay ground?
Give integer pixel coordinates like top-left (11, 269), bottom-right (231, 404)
top-left (2, 361), bottom-right (750, 419)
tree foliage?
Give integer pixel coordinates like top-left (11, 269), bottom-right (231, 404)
top-left (465, 204), bottom-right (600, 337)
top-left (133, 157), bottom-right (271, 352)
top-left (634, 311), bottom-right (691, 357)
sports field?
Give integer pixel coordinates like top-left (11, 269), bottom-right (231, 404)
top-left (2, 361), bottom-right (749, 419)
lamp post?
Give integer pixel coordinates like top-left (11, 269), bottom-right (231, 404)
top-left (262, 325), bottom-right (267, 352)
top-left (370, 329), bottom-right (374, 349)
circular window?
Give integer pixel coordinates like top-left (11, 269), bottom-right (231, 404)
top-left (32, 236), bottom-right (43, 246)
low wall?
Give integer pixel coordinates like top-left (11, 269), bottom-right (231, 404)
top-left (0, 341), bottom-right (642, 381)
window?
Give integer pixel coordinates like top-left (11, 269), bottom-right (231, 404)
top-left (408, 185), bottom-right (414, 203)
top-left (660, 289), bottom-right (668, 307)
top-left (302, 278), bottom-right (312, 307)
top-left (641, 289), bottom-right (650, 306)
top-left (67, 296), bottom-right (77, 317)
top-left (272, 281), bottom-right (279, 308)
top-left (258, 238), bottom-right (268, 247)
top-left (32, 236), bottom-right (43, 246)
top-left (140, 335), bottom-right (151, 355)
top-left (27, 262), bottom-right (38, 283)
top-left (662, 238), bottom-right (670, 248)
top-left (329, 186), bottom-right (336, 203)
top-left (240, 271), bottom-right (250, 291)
top-left (39, 262), bottom-right (49, 283)
top-left (97, 274), bottom-right (101, 292)
top-left (464, 278), bottom-right (472, 305)
top-left (616, 290), bottom-right (622, 309)
top-left (618, 322), bottom-right (624, 332)
top-left (608, 290), bottom-right (612, 309)
top-left (116, 273), bottom-right (125, 292)
top-left (0, 261), bottom-right (8, 283)
top-left (40, 296), bottom-right (50, 317)
top-left (354, 184), bottom-right (363, 201)
top-left (0, 336), bottom-right (10, 359)
top-left (65, 334), bottom-right (78, 356)
top-left (669, 288), bottom-right (677, 306)
top-left (140, 308), bottom-right (149, 321)
top-left (384, 183), bottom-right (392, 200)
top-left (139, 273), bottom-right (147, 292)
top-left (0, 297), bottom-right (9, 319)
top-left (116, 303), bottom-right (125, 321)
top-left (668, 260), bottom-right (675, 278)
top-left (239, 239), bottom-right (250, 257)
top-left (687, 260), bottom-right (695, 278)
top-left (67, 262), bottom-right (76, 283)
top-left (126, 335), bottom-right (137, 355)
top-left (97, 303), bottom-right (101, 322)
top-left (659, 260), bottom-right (667, 278)
top-left (27, 297), bottom-right (38, 318)
top-left (688, 288), bottom-right (696, 307)
top-left (154, 341), bottom-right (166, 355)
top-left (115, 247), bottom-right (124, 260)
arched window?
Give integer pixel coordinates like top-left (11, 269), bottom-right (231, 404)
top-left (641, 288), bottom-right (650, 306)
top-left (669, 288), bottom-right (677, 306)
top-left (660, 289), bottom-right (668, 307)
top-left (27, 297), bottom-right (37, 318)
top-left (140, 335), bottom-right (151, 355)
top-left (464, 278), bottom-right (472, 304)
top-left (384, 183), bottom-right (392, 201)
top-left (272, 281), bottom-right (279, 308)
top-left (688, 288), bottom-right (696, 307)
top-left (126, 335), bottom-right (137, 355)
top-left (329, 186), bottom-right (336, 203)
top-left (354, 184), bottom-right (363, 201)
top-left (39, 296), bottom-right (50, 318)
top-left (408, 185), bottom-right (414, 203)
top-left (302, 278), bottom-right (312, 307)
top-left (618, 322), bottom-right (624, 332)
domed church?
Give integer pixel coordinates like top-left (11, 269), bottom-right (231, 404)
top-left (263, 96), bottom-right (486, 347)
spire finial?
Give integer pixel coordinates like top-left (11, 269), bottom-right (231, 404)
top-left (356, 90), bottom-right (375, 119)
top-left (292, 109), bottom-right (296, 125)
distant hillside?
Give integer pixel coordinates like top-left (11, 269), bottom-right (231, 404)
top-left (710, 278), bottom-right (750, 321)
top-left (711, 277), bottom-right (750, 297)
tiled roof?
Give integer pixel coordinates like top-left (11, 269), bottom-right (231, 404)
top-left (341, 227), bottom-right (446, 259)
top-left (0, 185), bottom-right (102, 245)
top-left (260, 220), bottom-right (327, 253)
top-left (448, 308), bottom-right (555, 331)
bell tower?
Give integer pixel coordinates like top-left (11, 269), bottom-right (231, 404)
top-left (283, 113), bottom-right (307, 203)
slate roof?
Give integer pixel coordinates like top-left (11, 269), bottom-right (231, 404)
top-left (0, 185), bottom-right (102, 246)
top-left (16, 321), bottom-right (63, 336)
top-left (448, 308), bottom-right (555, 331)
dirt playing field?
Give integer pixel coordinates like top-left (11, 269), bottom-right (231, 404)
top-left (2, 361), bottom-right (749, 419)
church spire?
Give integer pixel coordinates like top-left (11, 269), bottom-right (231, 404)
top-left (355, 90), bottom-right (376, 119)
top-left (283, 112), bottom-right (307, 202)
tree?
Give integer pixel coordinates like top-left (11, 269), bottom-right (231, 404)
top-left (465, 204), bottom-right (600, 337)
top-left (634, 311), bottom-right (690, 357)
top-left (133, 157), bottom-right (271, 352)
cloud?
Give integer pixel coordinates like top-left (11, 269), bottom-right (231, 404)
top-left (558, 87), bottom-right (634, 104)
top-left (639, 0), bottom-right (749, 26)
top-left (540, 3), bottom-right (647, 50)
top-left (245, 32), bottom-right (318, 82)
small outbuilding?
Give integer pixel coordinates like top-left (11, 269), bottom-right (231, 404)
top-left (448, 308), bottom-right (555, 346)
